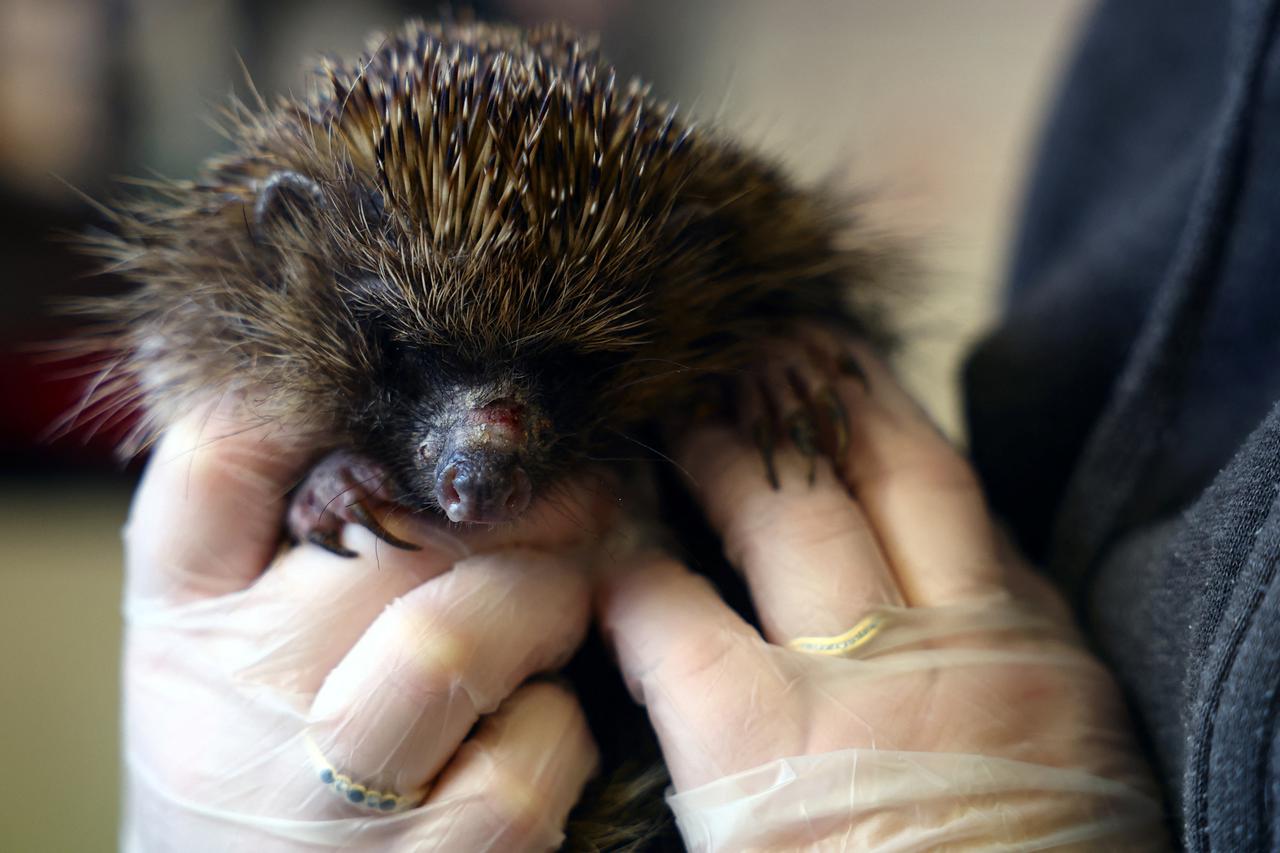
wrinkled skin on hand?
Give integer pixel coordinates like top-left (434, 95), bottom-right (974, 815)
top-left (122, 397), bottom-right (614, 852)
top-left (596, 336), bottom-right (1167, 852)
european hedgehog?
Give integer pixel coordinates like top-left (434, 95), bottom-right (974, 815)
top-left (82, 17), bottom-right (889, 849)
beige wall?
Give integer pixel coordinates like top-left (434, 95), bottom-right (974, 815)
top-left (664, 0), bottom-right (1090, 436)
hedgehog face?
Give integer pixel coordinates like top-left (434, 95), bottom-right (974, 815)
top-left (346, 329), bottom-right (623, 524)
top-left (248, 171), bottom-right (649, 522)
top-left (223, 149), bottom-right (660, 521)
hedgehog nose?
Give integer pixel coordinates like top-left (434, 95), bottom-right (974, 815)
top-left (435, 454), bottom-right (532, 524)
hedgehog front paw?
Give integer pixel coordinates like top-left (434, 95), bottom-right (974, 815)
top-left (746, 335), bottom-right (868, 489)
top-left (287, 450), bottom-right (421, 557)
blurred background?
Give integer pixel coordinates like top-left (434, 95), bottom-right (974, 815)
top-left (0, 0), bottom-right (1088, 848)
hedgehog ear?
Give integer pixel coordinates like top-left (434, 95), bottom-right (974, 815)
top-left (252, 170), bottom-right (328, 239)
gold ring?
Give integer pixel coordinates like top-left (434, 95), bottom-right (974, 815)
top-left (304, 735), bottom-right (427, 813)
top-left (787, 612), bottom-right (888, 656)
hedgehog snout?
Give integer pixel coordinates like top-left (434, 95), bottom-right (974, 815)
top-left (429, 397), bottom-right (535, 524)
top-left (436, 453), bottom-right (531, 524)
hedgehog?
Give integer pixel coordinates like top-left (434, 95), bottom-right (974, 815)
top-left (80, 16), bottom-right (890, 849)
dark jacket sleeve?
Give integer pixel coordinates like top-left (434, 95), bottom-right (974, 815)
top-left (964, 1), bottom-right (1280, 849)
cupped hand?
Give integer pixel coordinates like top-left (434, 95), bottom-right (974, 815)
top-left (122, 399), bottom-right (611, 852)
top-left (597, 335), bottom-right (1168, 852)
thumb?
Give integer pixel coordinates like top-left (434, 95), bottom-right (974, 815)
top-left (125, 393), bottom-right (316, 604)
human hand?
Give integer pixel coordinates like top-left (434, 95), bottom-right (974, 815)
top-left (598, 336), bottom-right (1167, 851)
top-left (122, 399), bottom-right (610, 851)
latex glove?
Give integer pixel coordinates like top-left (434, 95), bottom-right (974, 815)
top-left (598, 336), bottom-right (1168, 852)
top-left (122, 399), bottom-right (609, 852)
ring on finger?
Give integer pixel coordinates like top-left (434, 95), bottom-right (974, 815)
top-left (304, 735), bottom-right (427, 814)
top-left (786, 611), bottom-right (890, 657)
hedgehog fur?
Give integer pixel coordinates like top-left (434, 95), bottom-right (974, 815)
top-left (81, 18), bottom-right (885, 464)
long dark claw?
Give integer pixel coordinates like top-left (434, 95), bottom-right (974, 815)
top-left (837, 352), bottom-right (869, 389)
top-left (308, 529), bottom-right (358, 559)
top-left (816, 387), bottom-right (850, 458)
top-left (753, 418), bottom-right (781, 491)
top-left (786, 410), bottom-right (819, 485)
top-left (347, 501), bottom-right (422, 551)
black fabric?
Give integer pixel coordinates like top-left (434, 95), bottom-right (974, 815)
top-left (964, 1), bottom-right (1280, 849)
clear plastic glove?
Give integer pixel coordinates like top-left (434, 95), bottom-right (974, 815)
top-left (597, 336), bottom-right (1169, 852)
top-left (121, 399), bottom-right (609, 852)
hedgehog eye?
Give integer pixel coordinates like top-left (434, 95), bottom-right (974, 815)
top-left (252, 170), bottom-right (327, 239)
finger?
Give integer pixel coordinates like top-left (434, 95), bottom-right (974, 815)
top-left (597, 554), bottom-right (785, 790)
top-left (235, 473), bottom-right (615, 696)
top-left (306, 549), bottom-right (592, 800)
top-left (813, 332), bottom-right (1006, 606)
top-left (226, 535), bottom-right (457, 697)
top-left (407, 682), bottom-right (598, 851)
top-left (124, 394), bottom-right (315, 603)
top-left (675, 372), bottom-right (903, 644)
top-left (996, 528), bottom-right (1078, 630)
